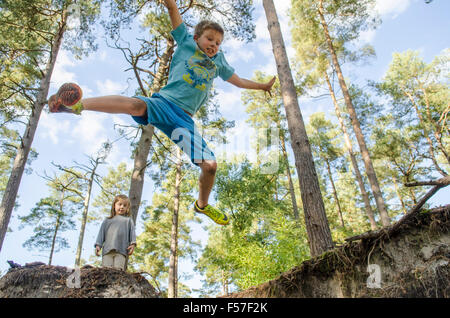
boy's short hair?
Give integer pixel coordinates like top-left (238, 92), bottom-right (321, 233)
top-left (194, 20), bottom-right (224, 38)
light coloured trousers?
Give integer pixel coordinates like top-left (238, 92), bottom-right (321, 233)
top-left (102, 250), bottom-right (126, 270)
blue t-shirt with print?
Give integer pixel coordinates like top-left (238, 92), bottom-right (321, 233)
top-left (159, 22), bottom-right (235, 115)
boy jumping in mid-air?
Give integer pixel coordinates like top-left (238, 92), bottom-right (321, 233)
top-left (48, 0), bottom-right (275, 226)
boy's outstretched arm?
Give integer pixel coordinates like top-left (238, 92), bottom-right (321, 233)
top-left (163, 0), bottom-right (183, 30)
top-left (227, 74), bottom-right (276, 96)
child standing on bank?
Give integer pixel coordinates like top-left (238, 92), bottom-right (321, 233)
top-left (95, 195), bottom-right (136, 271)
top-left (48, 0), bottom-right (275, 226)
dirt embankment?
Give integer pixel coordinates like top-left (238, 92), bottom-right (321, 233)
top-left (0, 264), bottom-right (160, 298)
top-left (1, 203), bottom-right (448, 298)
top-left (228, 205), bottom-right (450, 298)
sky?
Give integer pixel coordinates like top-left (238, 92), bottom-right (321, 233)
top-left (1, 0), bottom-right (449, 296)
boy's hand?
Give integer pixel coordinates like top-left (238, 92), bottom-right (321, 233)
top-left (127, 244), bottom-right (136, 255)
top-left (263, 76), bottom-right (276, 97)
top-left (95, 246), bottom-right (101, 256)
top-left (227, 74), bottom-right (277, 96)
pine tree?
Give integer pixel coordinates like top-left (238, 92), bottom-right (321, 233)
top-left (262, 0), bottom-right (333, 257)
top-left (315, 0), bottom-right (390, 226)
top-left (375, 50), bottom-right (449, 176)
top-left (0, 0), bottom-right (101, 252)
top-left (19, 171), bottom-right (81, 264)
top-left (307, 112), bottom-right (346, 228)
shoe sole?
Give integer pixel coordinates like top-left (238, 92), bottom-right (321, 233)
top-left (57, 83), bottom-right (82, 106)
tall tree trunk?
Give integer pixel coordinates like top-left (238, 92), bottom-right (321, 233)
top-left (129, 39), bottom-right (174, 223)
top-left (0, 20), bottom-right (66, 253)
top-left (280, 133), bottom-right (300, 220)
top-left (50, 193), bottom-right (64, 266)
top-left (317, 0), bottom-right (390, 227)
top-left (325, 159), bottom-right (345, 228)
top-left (49, 215), bottom-right (60, 266)
top-left (74, 166), bottom-right (97, 267)
top-left (168, 148), bottom-right (182, 298)
top-left (263, 0), bottom-right (334, 257)
top-left (129, 125), bottom-right (154, 223)
top-left (323, 71), bottom-right (377, 230)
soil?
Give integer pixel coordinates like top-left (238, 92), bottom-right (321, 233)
top-left (0, 264), bottom-right (160, 298)
top-left (227, 204), bottom-right (450, 298)
top-left (1, 205), bottom-right (448, 298)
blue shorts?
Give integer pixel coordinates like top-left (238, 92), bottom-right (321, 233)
top-left (131, 93), bottom-right (215, 166)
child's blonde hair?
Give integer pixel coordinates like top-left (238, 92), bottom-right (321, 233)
top-left (109, 194), bottom-right (131, 218)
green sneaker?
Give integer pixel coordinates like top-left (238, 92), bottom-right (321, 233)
top-left (194, 201), bottom-right (230, 226)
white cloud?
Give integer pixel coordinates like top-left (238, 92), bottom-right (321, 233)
top-left (299, 98), bottom-right (333, 125)
top-left (359, 29), bottom-right (377, 44)
top-left (375, 0), bottom-right (413, 18)
top-left (50, 50), bottom-right (76, 89)
top-left (213, 119), bottom-right (282, 173)
top-left (254, 0), bottom-right (291, 41)
top-left (257, 40), bottom-right (274, 58)
top-left (78, 84), bottom-right (94, 98)
top-left (95, 79), bottom-right (128, 95)
top-left (259, 59), bottom-right (277, 75)
top-left (79, 49), bottom-right (108, 64)
top-left (223, 38), bottom-right (255, 64)
top-left (255, 10), bottom-right (270, 41)
top-left (98, 51), bottom-right (108, 62)
top-left (105, 143), bottom-right (134, 169)
top-left (38, 112), bottom-right (72, 144)
top-left (216, 87), bottom-right (242, 115)
top-left (70, 112), bottom-right (109, 154)
top-left (48, 50), bottom-right (96, 99)
top-left (253, 0), bottom-right (293, 63)
top-left (356, 0), bottom-right (413, 43)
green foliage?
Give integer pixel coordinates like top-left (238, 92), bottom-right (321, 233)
top-left (306, 112), bottom-right (374, 239)
top-left (130, 156), bottom-right (200, 295)
top-left (19, 197), bottom-right (76, 253)
top-left (290, 0), bottom-right (377, 90)
top-left (18, 171), bottom-right (82, 261)
top-left (0, 0), bottom-right (48, 121)
top-left (196, 158), bottom-right (309, 292)
top-left (0, 125), bottom-right (38, 198)
top-left (307, 112), bottom-right (343, 164)
top-left (0, 0), bottom-right (102, 246)
top-left (91, 162), bottom-right (132, 220)
top-left (374, 49), bottom-right (450, 175)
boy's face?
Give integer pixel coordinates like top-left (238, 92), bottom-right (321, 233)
top-left (194, 28), bottom-right (223, 58)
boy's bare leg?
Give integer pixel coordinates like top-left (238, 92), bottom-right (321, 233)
top-left (195, 160), bottom-right (229, 225)
top-left (197, 160), bottom-right (217, 208)
top-left (81, 96), bottom-right (146, 116)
